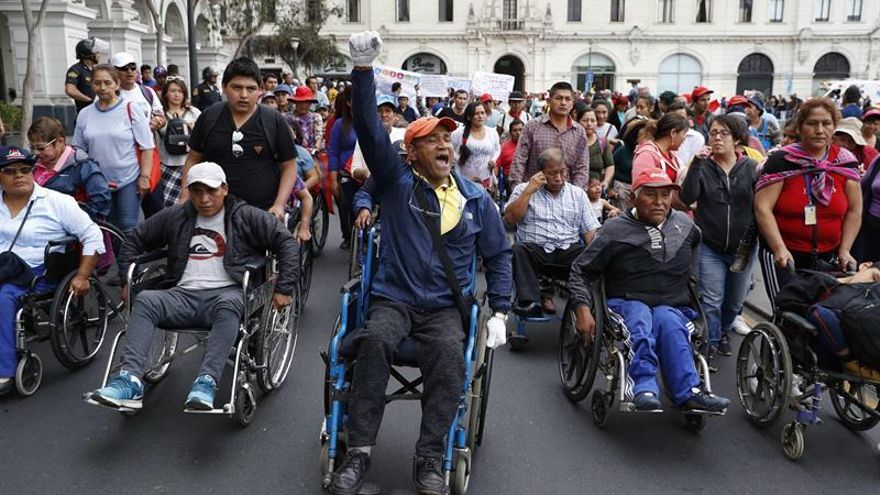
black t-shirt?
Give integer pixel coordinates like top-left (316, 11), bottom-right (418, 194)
top-left (189, 105), bottom-right (297, 209)
top-left (65, 62), bottom-right (95, 112)
top-left (437, 107), bottom-right (466, 124)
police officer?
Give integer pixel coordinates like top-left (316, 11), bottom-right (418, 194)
top-left (65, 37), bottom-right (101, 113)
top-left (192, 66), bottom-right (223, 111)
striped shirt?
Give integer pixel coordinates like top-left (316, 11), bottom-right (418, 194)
top-left (0, 184), bottom-right (105, 267)
top-left (507, 182), bottom-right (599, 253)
top-left (508, 113), bottom-right (590, 188)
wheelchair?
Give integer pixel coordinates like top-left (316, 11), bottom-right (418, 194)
top-left (13, 236), bottom-right (112, 396)
top-left (510, 268), bottom-right (571, 352)
top-left (286, 205), bottom-right (315, 308)
top-left (557, 278), bottom-right (720, 431)
top-left (320, 228), bottom-right (494, 494)
top-left (735, 308), bottom-right (880, 460)
top-left (346, 218), bottom-right (380, 281)
top-left (310, 152), bottom-right (331, 256)
top-left (85, 247), bottom-right (298, 427)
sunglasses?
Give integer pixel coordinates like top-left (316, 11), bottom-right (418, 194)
top-left (1, 164), bottom-right (35, 176)
top-left (232, 130), bottom-right (244, 158)
top-left (116, 64), bottom-right (138, 72)
top-left (30, 138), bottom-right (58, 152)
top-left (166, 75), bottom-right (185, 82)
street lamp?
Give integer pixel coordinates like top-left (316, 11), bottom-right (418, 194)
top-left (187, 0), bottom-right (199, 87)
top-left (290, 39), bottom-right (299, 80)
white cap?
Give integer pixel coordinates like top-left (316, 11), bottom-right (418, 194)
top-left (187, 162), bottom-right (226, 188)
top-left (109, 52), bottom-right (136, 68)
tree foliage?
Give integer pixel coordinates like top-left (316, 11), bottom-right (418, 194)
top-left (252, 0), bottom-right (343, 77)
top-left (215, 0), bottom-right (277, 58)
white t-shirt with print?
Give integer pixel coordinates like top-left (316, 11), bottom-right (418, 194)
top-left (177, 209), bottom-right (237, 291)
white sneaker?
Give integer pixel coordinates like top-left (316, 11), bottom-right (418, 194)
top-left (733, 315), bottom-right (752, 336)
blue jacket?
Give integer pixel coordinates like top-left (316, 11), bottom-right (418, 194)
top-left (351, 68), bottom-right (512, 312)
top-left (40, 147), bottom-right (111, 219)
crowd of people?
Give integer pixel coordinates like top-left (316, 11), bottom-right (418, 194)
top-left (1, 30), bottom-right (880, 495)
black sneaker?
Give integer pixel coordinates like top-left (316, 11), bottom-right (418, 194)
top-left (340, 239), bottom-right (351, 250)
top-left (707, 345), bottom-right (719, 373)
top-left (633, 391), bottom-right (662, 411)
top-left (718, 333), bottom-right (733, 356)
top-left (680, 390), bottom-right (730, 413)
top-left (330, 451), bottom-right (370, 495)
top-left (413, 455), bottom-right (448, 495)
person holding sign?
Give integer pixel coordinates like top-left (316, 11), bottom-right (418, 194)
top-left (451, 102), bottom-right (502, 191)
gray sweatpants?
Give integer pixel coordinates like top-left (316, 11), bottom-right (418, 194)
top-left (119, 286), bottom-right (244, 382)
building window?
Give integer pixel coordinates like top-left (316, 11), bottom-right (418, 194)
top-left (846, 0), bottom-right (862, 21)
top-left (568, 0), bottom-right (582, 22)
top-left (768, 0), bottom-right (784, 22)
top-left (696, 0), bottom-right (711, 22)
top-left (346, 0), bottom-right (360, 22)
top-left (610, 0), bottom-right (625, 22)
top-left (660, 0), bottom-right (674, 23)
top-left (814, 0), bottom-right (831, 22)
top-left (439, 0), bottom-right (453, 22)
top-left (397, 0), bottom-right (410, 22)
top-left (738, 0), bottom-right (752, 22)
top-left (658, 53), bottom-right (702, 94)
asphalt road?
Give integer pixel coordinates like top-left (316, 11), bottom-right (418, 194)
top-left (2, 216), bottom-right (878, 495)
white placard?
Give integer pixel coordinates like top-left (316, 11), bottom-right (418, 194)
top-left (419, 75), bottom-right (450, 98)
top-left (448, 78), bottom-right (472, 93)
top-left (372, 65), bottom-right (421, 96)
top-left (471, 71), bottom-right (515, 101)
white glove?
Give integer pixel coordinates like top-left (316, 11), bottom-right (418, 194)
top-left (485, 315), bottom-right (507, 349)
top-left (349, 31), bottom-right (383, 67)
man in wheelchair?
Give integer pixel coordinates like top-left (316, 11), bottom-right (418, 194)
top-left (86, 162), bottom-right (298, 411)
top-left (333, 32), bottom-right (512, 495)
top-left (503, 147), bottom-right (599, 317)
top-left (569, 168), bottom-right (731, 413)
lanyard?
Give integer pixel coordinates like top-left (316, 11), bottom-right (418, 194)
top-left (804, 173), bottom-right (814, 206)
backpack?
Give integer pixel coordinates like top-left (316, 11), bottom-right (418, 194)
top-left (199, 102), bottom-right (280, 160)
top-left (821, 283), bottom-right (880, 370)
top-left (164, 114), bottom-right (190, 155)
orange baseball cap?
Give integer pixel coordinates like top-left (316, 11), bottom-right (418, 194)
top-left (404, 116), bottom-right (458, 145)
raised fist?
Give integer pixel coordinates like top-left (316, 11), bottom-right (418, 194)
top-left (349, 31), bottom-right (383, 67)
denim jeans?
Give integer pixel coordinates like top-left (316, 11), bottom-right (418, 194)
top-left (698, 243), bottom-right (754, 345)
top-left (0, 265), bottom-right (55, 377)
top-left (108, 180), bottom-right (141, 233)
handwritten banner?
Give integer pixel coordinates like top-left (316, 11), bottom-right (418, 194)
top-left (471, 71), bottom-right (515, 102)
top-left (419, 75), bottom-right (450, 97)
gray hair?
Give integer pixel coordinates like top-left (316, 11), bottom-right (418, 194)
top-left (536, 147), bottom-right (566, 170)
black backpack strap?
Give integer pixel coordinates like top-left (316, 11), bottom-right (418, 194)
top-left (412, 181), bottom-right (472, 327)
top-left (259, 106), bottom-right (279, 161)
top-left (7, 200), bottom-right (35, 252)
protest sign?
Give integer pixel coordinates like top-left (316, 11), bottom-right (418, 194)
top-left (471, 71), bottom-right (515, 101)
top-left (420, 75), bottom-right (449, 97)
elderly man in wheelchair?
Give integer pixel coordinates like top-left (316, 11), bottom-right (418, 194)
top-left (568, 168), bottom-right (731, 414)
top-left (85, 162), bottom-right (298, 413)
top-left (503, 147), bottom-right (599, 345)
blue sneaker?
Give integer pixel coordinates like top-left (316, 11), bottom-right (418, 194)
top-left (90, 371), bottom-right (144, 409)
top-left (633, 391), bottom-right (662, 412)
top-left (185, 374), bottom-right (217, 410)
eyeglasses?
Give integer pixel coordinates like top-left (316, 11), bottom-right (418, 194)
top-left (30, 138), bottom-right (57, 152)
top-left (166, 75), bottom-right (185, 83)
top-left (0, 165), bottom-right (35, 176)
top-left (708, 130), bottom-right (732, 138)
top-left (232, 130), bottom-right (244, 158)
top-left (116, 64), bottom-right (137, 72)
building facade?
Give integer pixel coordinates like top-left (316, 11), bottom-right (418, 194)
top-left (320, 0), bottom-right (880, 98)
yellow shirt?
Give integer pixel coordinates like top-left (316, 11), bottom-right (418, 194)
top-left (415, 172), bottom-right (465, 235)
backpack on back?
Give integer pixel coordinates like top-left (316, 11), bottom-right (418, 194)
top-left (164, 116), bottom-right (190, 155)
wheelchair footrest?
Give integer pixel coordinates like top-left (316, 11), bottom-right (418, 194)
top-left (619, 402), bottom-right (663, 413)
top-left (681, 408), bottom-right (726, 416)
top-left (183, 405), bottom-right (231, 415)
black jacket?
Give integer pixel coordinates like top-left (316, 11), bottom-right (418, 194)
top-left (119, 196), bottom-right (299, 295)
top-left (680, 155), bottom-right (758, 255)
top-left (569, 209), bottom-right (700, 309)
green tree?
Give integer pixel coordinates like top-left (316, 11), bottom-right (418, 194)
top-left (253, 1), bottom-right (343, 78)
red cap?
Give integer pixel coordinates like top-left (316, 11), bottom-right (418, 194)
top-left (863, 107), bottom-right (880, 121)
top-left (291, 86), bottom-right (316, 102)
top-left (727, 95), bottom-right (748, 107)
top-left (691, 86), bottom-right (713, 100)
top-left (613, 95), bottom-right (629, 106)
top-left (632, 167), bottom-right (680, 191)
top-left (480, 93), bottom-right (494, 103)
top-left (404, 117), bottom-right (458, 146)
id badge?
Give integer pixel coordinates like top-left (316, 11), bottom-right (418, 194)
top-left (804, 205), bottom-right (817, 226)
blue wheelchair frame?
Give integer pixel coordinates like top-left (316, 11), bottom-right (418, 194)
top-left (322, 226), bottom-right (489, 493)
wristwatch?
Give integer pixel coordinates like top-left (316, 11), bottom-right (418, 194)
top-left (493, 311), bottom-right (508, 321)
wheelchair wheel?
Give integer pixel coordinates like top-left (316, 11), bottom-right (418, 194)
top-left (781, 422), bottom-right (805, 461)
top-left (735, 322), bottom-right (792, 428)
top-left (558, 301), bottom-right (603, 403)
top-left (14, 353), bottom-right (43, 397)
top-left (590, 391), bottom-right (610, 428)
top-left (829, 381), bottom-right (880, 431)
top-left (451, 449), bottom-right (471, 495)
top-left (311, 193), bottom-right (329, 256)
top-left (299, 242), bottom-right (314, 308)
top-left (685, 413), bottom-right (707, 433)
top-left (95, 220), bottom-right (125, 312)
top-left (49, 272), bottom-right (110, 370)
top-left (467, 314), bottom-right (493, 450)
top-left (143, 332), bottom-right (179, 384)
top-left (256, 303), bottom-right (299, 393)
top-left (234, 383), bottom-right (257, 427)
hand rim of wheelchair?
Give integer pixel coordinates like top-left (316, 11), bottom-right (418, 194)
top-left (311, 192), bottom-right (330, 255)
top-left (828, 379), bottom-right (880, 431)
top-left (49, 271), bottom-right (111, 370)
top-left (559, 298), bottom-right (604, 403)
top-left (255, 300), bottom-right (299, 393)
top-left (735, 321), bottom-right (793, 428)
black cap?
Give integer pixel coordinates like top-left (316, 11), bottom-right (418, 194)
top-left (508, 90), bottom-right (525, 101)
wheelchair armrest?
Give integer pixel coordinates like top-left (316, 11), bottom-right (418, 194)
top-left (341, 278), bottom-right (360, 294)
top-left (133, 250), bottom-right (169, 265)
top-left (47, 235), bottom-right (80, 248)
top-left (245, 257), bottom-right (268, 273)
top-left (779, 311), bottom-right (818, 337)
